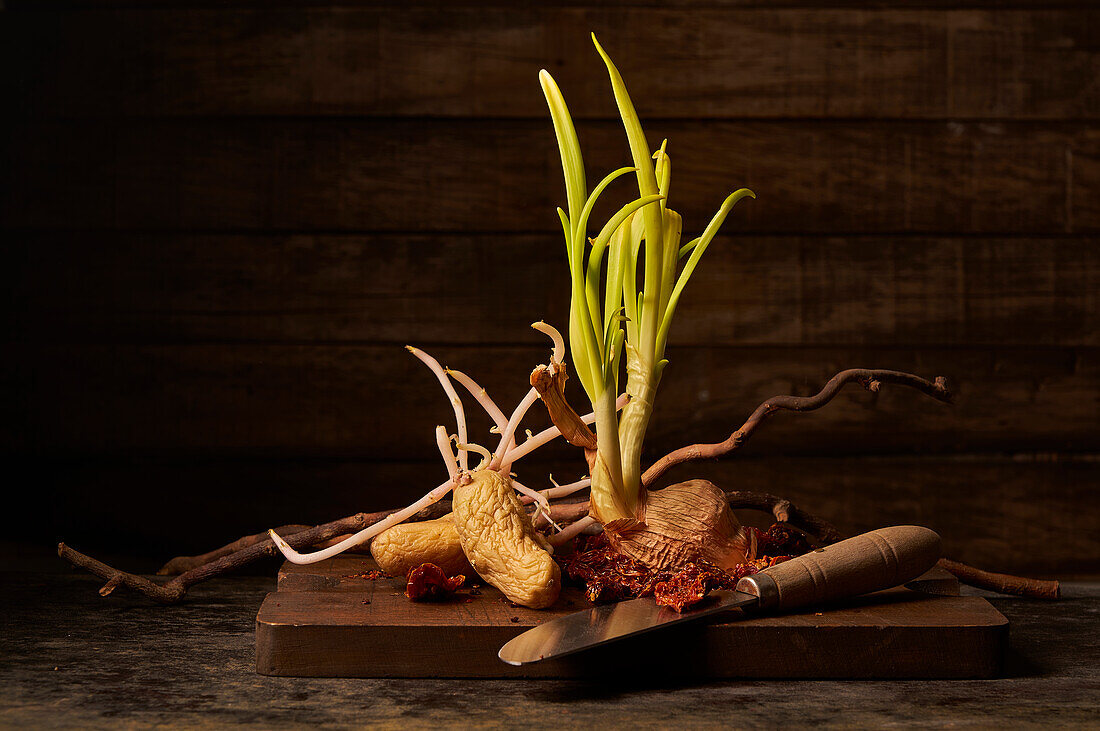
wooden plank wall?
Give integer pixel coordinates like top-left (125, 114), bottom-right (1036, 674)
top-left (3, 2), bottom-right (1097, 575)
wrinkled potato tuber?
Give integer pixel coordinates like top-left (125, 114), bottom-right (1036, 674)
top-left (370, 514), bottom-right (474, 579)
top-left (452, 469), bottom-right (561, 609)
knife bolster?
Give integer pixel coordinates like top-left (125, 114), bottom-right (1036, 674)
top-left (735, 572), bottom-right (780, 610)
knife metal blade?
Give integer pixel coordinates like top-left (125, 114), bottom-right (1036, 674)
top-left (498, 525), bottom-right (943, 666)
top-left (498, 589), bottom-right (758, 666)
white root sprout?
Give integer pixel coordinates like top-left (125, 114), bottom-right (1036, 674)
top-left (447, 368), bottom-right (509, 431)
top-left (407, 346), bottom-right (469, 471)
top-left (454, 441), bottom-right (493, 471)
top-left (548, 516), bottom-right (597, 547)
top-left (510, 478), bottom-right (551, 512)
top-left (447, 368), bottom-right (516, 454)
top-left (545, 476), bottom-right (593, 500)
top-left (531, 320), bottom-right (565, 369)
top-left (490, 388), bottom-right (540, 470)
top-left (435, 425), bottom-right (458, 478)
top-left (270, 478), bottom-right (455, 565)
top-left (516, 476), bottom-right (592, 506)
top-left (504, 393), bottom-right (630, 464)
top-left (271, 332), bottom-right (603, 567)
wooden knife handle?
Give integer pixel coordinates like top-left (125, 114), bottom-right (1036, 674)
top-left (736, 526), bottom-right (941, 612)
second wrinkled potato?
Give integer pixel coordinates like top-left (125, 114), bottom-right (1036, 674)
top-left (370, 514), bottom-right (474, 579)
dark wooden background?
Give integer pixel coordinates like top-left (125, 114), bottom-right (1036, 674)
top-left (3, 1), bottom-right (1097, 576)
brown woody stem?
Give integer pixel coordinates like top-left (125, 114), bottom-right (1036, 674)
top-left (938, 558), bottom-right (1060, 600)
top-left (157, 524), bottom-right (313, 575)
top-left (60, 501), bottom-right (452, 604)
top-left (626, 370), bottom-right (1056, 598)
top-left (723, 490), bottom-right (844, 544)
top-left (719, 494), bottom-right (1057, 600)
top-left (61, 499), bottom-right (593, 604)
top-left (641, 369), bottom-right (952, 486)
top-left (714, 493), bottom-right (1056, 600)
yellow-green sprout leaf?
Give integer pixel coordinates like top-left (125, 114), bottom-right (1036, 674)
top-left (622, 212), bottom-right (645, 345)
top-left (658, 207), bottom-right (682, 316)
top-left (593, 33), bottom-right (666, 359)
top-left (678, 236), bottom-right (701, 260)
top-left (653, 140), bottom-right (670, 213)
top-left (539, 70), bottom-right (586, 225)
top-left (584, 193), bottom-right (663, 348)
top-left (656, 188), bottom-right (755, 357)
top-left (575, 166), bottom-right (637, 253)
top-left (592, 35), bottom-right (662, 240)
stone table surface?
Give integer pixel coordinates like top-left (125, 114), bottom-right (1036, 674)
top-left (2, 567), bottom-right (1097, 729)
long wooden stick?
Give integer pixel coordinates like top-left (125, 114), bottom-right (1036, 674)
top-left (158, 524), bottom-right (312, 575)
top-left (59, 502), bottom-right (452, 604)
top-left (938, 558), bottom-right (1060, 600)
top-left (59, 499), bottom-right (595, 604)
top-left (642, 369), bottom-right (952, 486)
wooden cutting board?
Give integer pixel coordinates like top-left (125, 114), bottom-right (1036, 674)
top-left (256, 556), bottom-right (1007, 678)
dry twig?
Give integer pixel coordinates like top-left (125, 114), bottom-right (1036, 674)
top-left (60, 502), bottom-right (452, 604)
top-left (722, 490), bottom-right (844, 543)
top-left (717, 495), bottom-right (1057, 600)
top-left (60, 489), bottom-right (1056, 602)
top-left (60, 499), bottom-right (593, 604)
top-left (158, 524), bottom-right (312, 575)
top-left (642, 369), bottom-right (952, 485)
top-left (938, 558), bottom-right (1060, 600)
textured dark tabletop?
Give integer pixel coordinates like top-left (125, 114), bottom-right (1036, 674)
top-left (2, 565), bottom-right (1097, 729)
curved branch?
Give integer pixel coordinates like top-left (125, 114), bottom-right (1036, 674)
top-left (938, 558), bottom-right (1060, 600)
top-left (62, 499), bottom-right (594, 603)
top-left (158, 524), bottom-right (311, 576)
top-left (716, 495), bottom-right (1057, 600)
top-left (65, 483), bottom-right (1057, 604)
top-left (60, 501), bottom-right (452, 604)
top-left (723, 490), bottom-right (844, 544)
top-left (642, 369), bottom-right (952, 486)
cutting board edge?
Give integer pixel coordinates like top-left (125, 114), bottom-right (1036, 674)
top-left (255, 591), bottom-right (1008, 679)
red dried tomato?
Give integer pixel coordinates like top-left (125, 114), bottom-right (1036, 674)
top-left (752, 524), bottom-right (812, 558)
top-left (560, 546), bottom-right (666, 604)
top-left (653, 561), bottom-right (738, 612)
top-left (405, 563), bottom-right (465, 602)
top-left (345, 569), bottom-right (390, 581)
top-left (561, 530), bottom-right (803, 609)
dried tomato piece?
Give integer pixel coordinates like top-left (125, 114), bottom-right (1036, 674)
top-left (562, 535), bottom-right (803, 609)
top-left (730, 562), bottom-right (760, 580)
top-left (653, 561), bottom-right (738, 613)
top-left (405, 563), bottom-right (465, 602)
top-left (575, 532), bottom-right (611, 553)
top-left (346, 569), bottom-right (390, 581)
top-left (757, 523), bottom-right (812, 557)
top-left (561, 546), bottom-right (656, 604)
top-left (583, 579), bottom-right (630, 605)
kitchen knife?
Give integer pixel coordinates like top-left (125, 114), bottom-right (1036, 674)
top-left (498, 525), bottom-right (940, 666)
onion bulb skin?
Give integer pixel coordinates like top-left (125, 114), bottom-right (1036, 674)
top-left (603, 479), bottom-right (756, 571)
